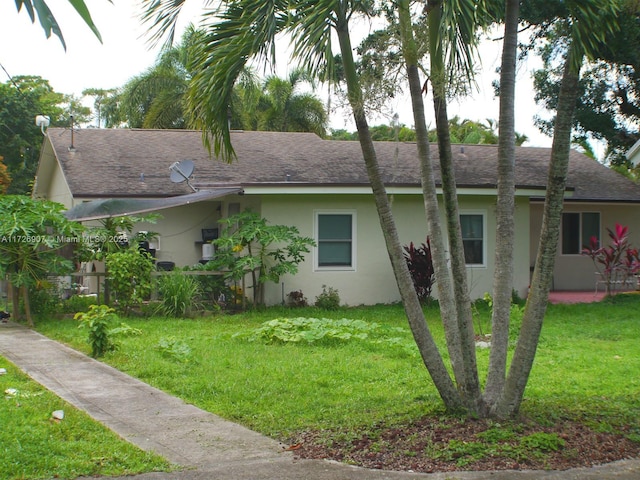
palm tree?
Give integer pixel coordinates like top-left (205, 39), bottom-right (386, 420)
top-left (484, 0), bottom-right (519, 409)
top-left (493, 0), bottom-right (621, 418)
top-left (117, 27), bottom-right (199, 129)
top-left (140, 0), bottom-right (622, 419)
top-left (13, 0), bottom-right (104, 50)
top-left (422, 0), bottom-right (497, 412)
top-left (396, 0), bottom-right (472, 411)
top-left (258, 70), bottom-right (327, 137)
top-left (144, 0), bottom-right (463, 410)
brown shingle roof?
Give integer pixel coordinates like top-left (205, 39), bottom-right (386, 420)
top-left (45, 128), bottom-right (640, 202)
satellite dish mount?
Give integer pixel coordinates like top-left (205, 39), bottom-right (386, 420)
top-left (169, 160), bottom-right (197, 192)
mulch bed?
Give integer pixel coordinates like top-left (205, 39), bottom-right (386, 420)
top-left (290, 416), bottom-right (640, 473)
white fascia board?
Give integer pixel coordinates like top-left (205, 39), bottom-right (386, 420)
top-left (626, 139), bottom-right (640, 166)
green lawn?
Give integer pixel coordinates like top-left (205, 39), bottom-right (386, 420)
top-left (8, 294), bottom-right (638, 477)
top-left (0, 359), bottom-right (171, 480)
top-left (33, 295), bottom-right (640, 439)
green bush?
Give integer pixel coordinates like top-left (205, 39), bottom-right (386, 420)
top-left (105, 249), bottom-right (154, 315)
top-left (314, 285), bottom-right (341, 310)
top-left (155, 271), bottom-right (202, 317)
top-left (62, 294), bottom-right (98, 314)
top-left (184, 263), bottom-right (229, 309)
top-left (27, 284), bottom-right (61, 317)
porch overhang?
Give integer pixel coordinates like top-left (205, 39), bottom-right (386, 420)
top-left (64, 187), bottom-right (243, 221)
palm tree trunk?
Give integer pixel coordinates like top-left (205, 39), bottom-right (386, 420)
top-left (484, 0), bottom-right (519, 407)
top-left (493, 46), bottom-right (582, 419)
top-left (427, 0), bottom-right (482, 412)
top-left (397, 0), bottom-right (470, 411)
top-left (335, 12), bottom-right (463, 411)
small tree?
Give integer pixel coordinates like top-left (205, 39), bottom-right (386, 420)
top-left (403, 238), bottom-right (436, 304)
top-left (105, 248), bottom-right (154, 315)
top-left (212, 211), bottom-right (315, 306)
top-left (0, 195), bottom-right (84, 326)
top-left (79, 214), bottom-right (159, 305)
top-left (582, 223), bottom-right (640, 295)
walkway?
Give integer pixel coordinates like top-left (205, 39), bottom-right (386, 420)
top-left (547, 290), bottom-right (607, 304)
top-left (1, 322), bottom-right (639, 480)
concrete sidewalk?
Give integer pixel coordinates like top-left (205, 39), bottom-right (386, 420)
top-left (1, 322), bottom-right (639, 480)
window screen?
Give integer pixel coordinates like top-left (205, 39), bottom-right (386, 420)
top-left (317, 214), bottom-right (353, 267)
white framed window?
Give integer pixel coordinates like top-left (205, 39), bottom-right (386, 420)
top-left (314, 211), bottom-right (356, 270)
top-left (561, 212), bottom-right (600, 255)
top-left (460, 211), bottom-right (486, 267)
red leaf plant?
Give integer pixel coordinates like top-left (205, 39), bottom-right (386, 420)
top-left (581, 223), bottom-right (640, 295)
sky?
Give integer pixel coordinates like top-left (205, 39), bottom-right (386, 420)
top-left (0, 1), bottom-right (554, 147)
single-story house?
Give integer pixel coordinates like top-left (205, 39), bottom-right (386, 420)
top-left (33, 127), bottom-right (640, 305)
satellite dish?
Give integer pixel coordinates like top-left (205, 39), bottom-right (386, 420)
top-left (35, 115), bottom-right (50, 135)
top-left (169, 160), bottom-right (197, 192)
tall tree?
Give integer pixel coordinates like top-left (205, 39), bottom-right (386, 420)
top-left (258, 70), bottom-right (328, 137)
top-left (484, 0), bottom-right (519, 407)
top-left (116, 27), bottom-right (199, 129)
top-left (82, 88), bottom-right (117, 128)
top-left (0, 76), bottom-right (68, 193)
top-left (397, 0), bottom-right (472, 411)
top-left (492, 0), bottom-right (621, 418)
top-left (532, 0), bottom-right (640, 165)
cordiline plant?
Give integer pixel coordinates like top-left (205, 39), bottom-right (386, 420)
top-left (582, 223), bottom-right (640, 295)
top-left (403, 238), bottom-right (436, 303)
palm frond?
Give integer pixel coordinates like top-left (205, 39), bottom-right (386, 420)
top-left (140, 0), bottom-right (215, 47)
top-left (186, 0), bottom-right (290, 161)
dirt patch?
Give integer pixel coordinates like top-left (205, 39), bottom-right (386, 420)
top-left (291, 416), bottom-right (640, 473)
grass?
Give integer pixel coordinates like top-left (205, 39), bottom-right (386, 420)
top-left (19, 294), bottom-right (640, 474)
top-left (0, 358), bottom-right (171, 480)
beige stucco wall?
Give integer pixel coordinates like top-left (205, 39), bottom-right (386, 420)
top-left (66, 190), bottom-right (533, 307)
top-left (48, 165), bottom-right (74, 207)
top-left (35, 152), bottom-right (73, 207)
top-left (259, 194), bottom-right (531, 306)
top-left (133, 193), bottom-right (249, 268)
top-left (529, 202), bottom-right (640, 291)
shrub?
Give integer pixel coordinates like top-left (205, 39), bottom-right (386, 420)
top-left (287, 290), bottom-right (308, 307)
top-left (314, 285), bottom-right (341, 310)
top-left (62, 294), bottom-right (98, 314)
top-left (105, 249), bottom-right (154, 315)
top-left (28, 283), bottom-right (61, 317)
top-left (156, 271), bottom-right (202, 317)
top-left (582, 223), bottom-right (640, 295)
top-left (403, 238), bottom-right (436, 303)
top-left (184, 263), bottom-right (230, 309)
